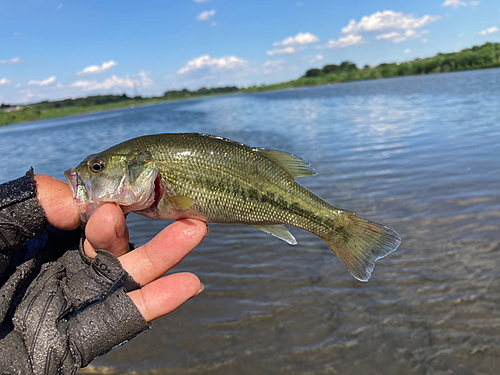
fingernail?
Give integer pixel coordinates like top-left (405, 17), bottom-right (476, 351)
top-left (196, 282), bottom-right (205, 296)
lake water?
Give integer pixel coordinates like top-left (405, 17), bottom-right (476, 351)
top-left (1, 69), bottom-right (500, 374)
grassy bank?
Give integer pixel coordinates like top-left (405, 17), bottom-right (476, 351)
top-left (0, 98), bottom-right (164, 126)
top-left (242, 42), bottom-right (500, 93)
top-left (2, 42), bottom-right (499, 126)
top-left (0, 87), bottom-right (239, 126)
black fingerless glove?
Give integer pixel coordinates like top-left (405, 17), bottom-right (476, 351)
top-left (0, 171), bottom-right (149, 374)
top-left (1, 237), bottom-right (149, 375)
top-left (0, 169), bottom-right (46, 277)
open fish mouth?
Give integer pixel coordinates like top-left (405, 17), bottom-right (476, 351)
top-left (64, 169), bottom-right (79, 199)
top-left (64, 165), bottom-right (159, 223)
top-left (64, 168), bottom-right (91, 205)
top-left (64, 168), bottom-right (98, 223)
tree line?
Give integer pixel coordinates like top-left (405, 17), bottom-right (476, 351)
top-left (2, 42), bottom-right (499, 125)
top-left (10, 87), bottom-right (240, 111)
top-left (162, 86), bottom-right (238, 100)
top-left (301, 42), bottom-right (500, 82)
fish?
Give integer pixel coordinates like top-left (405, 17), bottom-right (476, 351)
top-left (64, 133), bottom-right (401, 281)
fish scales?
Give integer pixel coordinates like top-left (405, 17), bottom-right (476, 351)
top-left (65, 133), bottom-right (401, 281)
top-left (132, 134), bottom-right (322, 227)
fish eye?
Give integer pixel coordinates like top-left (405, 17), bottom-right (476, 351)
top-left (89, 159), bottom-right (105, 173)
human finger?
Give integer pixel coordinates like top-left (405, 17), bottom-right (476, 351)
top-left (128, 272), bottom-right (203, 322)
top-left (84, 203), bottom-right (129, 258)
top-left (34, 174), bottom-right (80, 230)
top-left (119, 219), bottom-right (207, 286)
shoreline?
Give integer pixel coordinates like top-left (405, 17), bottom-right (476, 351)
top-left (2, 42), bottom-right (499, 127)
top-left (2, 66), bottom-right (499, 128)
top-left (0, 93), bottom-right (237, 128)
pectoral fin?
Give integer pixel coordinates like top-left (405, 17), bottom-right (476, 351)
top-left (168, 196), bottom-right (197, 210)
top-left (252, 224), bottom-right (297, 245)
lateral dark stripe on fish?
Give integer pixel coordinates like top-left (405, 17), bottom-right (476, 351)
top-left (65, 133), bottom-right (401, 281)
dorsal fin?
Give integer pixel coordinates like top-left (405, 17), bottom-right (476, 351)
top-left (254, 148), bottom-right (317, 178)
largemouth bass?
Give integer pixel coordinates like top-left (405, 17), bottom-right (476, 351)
top-left (64, 133), bottom-right (401, 281)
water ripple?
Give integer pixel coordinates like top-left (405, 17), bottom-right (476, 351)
top-left (3, 69), bottom-right (500, 375)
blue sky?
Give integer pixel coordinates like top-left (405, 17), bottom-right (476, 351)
top-left (1, 0), bottom-right (499, 104)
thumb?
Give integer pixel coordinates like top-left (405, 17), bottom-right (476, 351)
top-left (35, 174), bottom-right (81, 230)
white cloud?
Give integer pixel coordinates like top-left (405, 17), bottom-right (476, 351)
top-left (341, 10), bottom-right (440, 35)
top-left (266, 32), bottom-right (318, 55)
top-left (139, 71), bottom-right (153, 88)
top-left (316, 34), bottom-right (364, 49)
top-left (72, 75), bottom-right (137, 91)
top-left (442, 0), bottom-right (479, 8)
top-left (194, 0), bottom-right (210, 2)
top-left (375, 29), bottom-right (426, 43)
top-left (211, 21), bottom-right (218, 26)
top-left (18, 90), bottom-right (35, 102)
top-left (303, 54), bottom-right (324, 63)
top-left (266, 47), bottom-right (300, 56)
top-left (28, 76), bottom-right (57, 86)
top-left (0, 78), bottom-right (11, 86)
top-left (314, 11), bottom-right (438, 50)
top-left (404, 48), bottom-right (411, 54)
top-left (78, 60), bottom-right (117, 75)
top-left (197, 10), bottom-right (216, 21)
top-left (376, 31), bottom-right (400, 40)
top-left (273, 32), bottom-right (319, 47)
top-left (479, 26), bottom-right (499, 35)
top-left (443, 0), bottom-right (467, 7)
top-left (57, 4), bottom-right (63, 9)
top-left (178, 55), bottom-right (247, 74)
top-left (261, 60), bottom-right (285, 74)
top-left (165, 58), bottom-right (291, 92)
top-left (405, 29), bottom-right (416, 37)
top-left (0, 57), bottom-right (22, 64)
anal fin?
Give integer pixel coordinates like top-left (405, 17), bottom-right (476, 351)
top-left (252, 224), bottom-right (297, 245)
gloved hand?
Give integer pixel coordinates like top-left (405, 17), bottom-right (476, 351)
top-left (0, 174), bottom-right (207, 374)
top-left (12, 237), bottom-right (147, 374)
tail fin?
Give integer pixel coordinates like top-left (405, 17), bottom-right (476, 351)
top-left (321, 213), bottom-right (401, 282)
